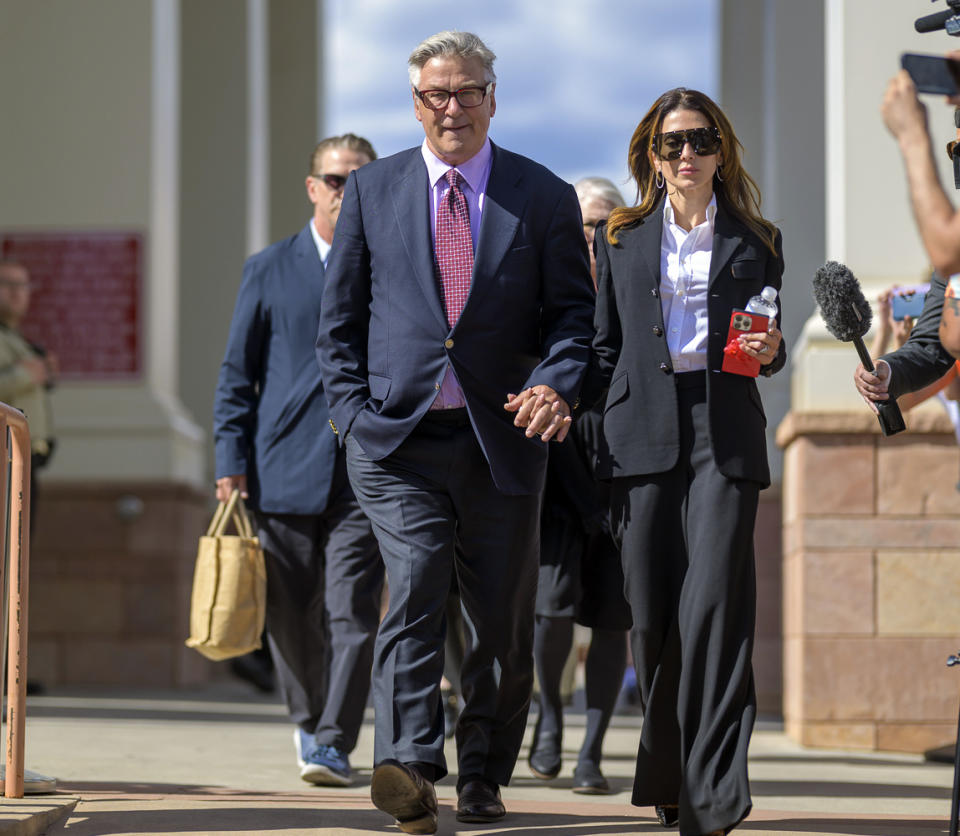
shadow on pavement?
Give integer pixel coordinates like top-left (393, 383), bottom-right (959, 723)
top-left (738, 817), bottom-right (949, 835)
top-left (751, 778), bottom-right (951, 799)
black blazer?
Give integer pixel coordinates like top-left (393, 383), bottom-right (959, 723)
top-left (584, 201), bottom-right (785, 487)
top-left (883, 272), bottom-right (955, 398)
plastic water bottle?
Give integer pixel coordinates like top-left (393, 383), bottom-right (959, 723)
top-left (745, 286), bottom-right (778, 319)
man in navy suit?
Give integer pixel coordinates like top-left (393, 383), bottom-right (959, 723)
top-left (316, 32), bottom-right (595, 834)
top-left (214, 134), bottom-right (382, 787)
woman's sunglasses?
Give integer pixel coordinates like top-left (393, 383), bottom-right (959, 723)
top-left (653, 127), bottom-right (722, 160)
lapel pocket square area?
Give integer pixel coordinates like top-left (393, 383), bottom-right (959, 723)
top-left (730, 259), bottom-right (761, 279)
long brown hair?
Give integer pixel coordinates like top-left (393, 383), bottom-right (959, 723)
top-left (606, 88), bottom-right (778, 255)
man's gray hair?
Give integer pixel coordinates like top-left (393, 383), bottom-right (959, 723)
top-left (574, 177), bottom-right (626, 209)
top-left (408, 31), bottom-right (496, 89)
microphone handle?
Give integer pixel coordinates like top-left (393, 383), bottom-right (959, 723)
top-left (852, 334), bottom-right (906, 436)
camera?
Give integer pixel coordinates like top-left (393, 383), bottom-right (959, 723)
top-left (915, 0), bottom-right (960, 35)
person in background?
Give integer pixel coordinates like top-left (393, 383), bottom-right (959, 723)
top-left (528, 177), bottom-right (631, 795)
top-left (582, 88), bottom-right (784, 835)
top-left (213, 134), bottom-right (383, 788)
top-left (0, 259), bottom-right (57, 531)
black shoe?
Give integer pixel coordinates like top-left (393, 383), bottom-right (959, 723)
top-left (571, 761), bottom-right (610, 794)
top-left (528, 717), bottom-right (561, 779)
top-left (370, 760), bottom-right (438, 835)
top-left (229, 653), bottom-right (275, 694)
top-left (456, 779), bottom-right (505, 822)
top-left (655, 804), bottom-right (679, 828)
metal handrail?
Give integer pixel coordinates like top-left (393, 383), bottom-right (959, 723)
top-left (0, 403), bottom-right (31, 798)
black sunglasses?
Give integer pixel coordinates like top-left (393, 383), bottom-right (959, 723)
top-left (311, 172), bottom-right (348, 190)
top-left (653, 127), bottom-right (722, 160)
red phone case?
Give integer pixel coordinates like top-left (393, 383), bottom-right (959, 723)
top-left (721, 309), bottom-right (769, 378)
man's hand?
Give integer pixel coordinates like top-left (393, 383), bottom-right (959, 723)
top-left (504, 385), bottom-right (572, 442)
top-left (853, 359), bottom-right (892, 415)
top-left (215, 474), bottom-right (248, 503)
top-left (882, 70), bottom-right (929, 144)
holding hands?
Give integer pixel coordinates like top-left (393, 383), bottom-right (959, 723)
top-left (504, 384), bottom-right (572, 442)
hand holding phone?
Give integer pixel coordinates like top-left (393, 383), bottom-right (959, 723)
top-left (721, 310), bottom-right (769, 378)
top-left (891, 287), bottom-right (926, 321)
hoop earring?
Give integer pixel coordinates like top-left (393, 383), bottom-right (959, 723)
top-left (655, 170), bottom-right (664, 189)
top-left (716, 165), bottom-right (725, 182)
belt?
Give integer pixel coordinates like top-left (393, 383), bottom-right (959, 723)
top-left (421, 407), bottom-right (470, 427)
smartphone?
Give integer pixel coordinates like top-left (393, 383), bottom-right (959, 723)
top-left (891, 287), bottom-right (927, 321)
top-left (901, 53), bottom-right (960, 95)
top-left (721, 310), bottom-right (769, 378)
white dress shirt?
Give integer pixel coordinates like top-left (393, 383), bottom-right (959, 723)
top-left (659, 195), bottom-right (717, 372)
top-left (309, 217), bottom-right (332, 265)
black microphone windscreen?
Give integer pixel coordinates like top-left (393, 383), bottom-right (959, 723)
top-left (813, 261), bottom-right (873, 342)
top-left (916, 8), bottom-right (953, 33)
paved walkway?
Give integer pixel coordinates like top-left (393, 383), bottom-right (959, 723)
top-left (0, 682), bottom-right (956, 835)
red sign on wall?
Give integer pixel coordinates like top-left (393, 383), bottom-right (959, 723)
top-left (0, 232), bottom-right (142, 380)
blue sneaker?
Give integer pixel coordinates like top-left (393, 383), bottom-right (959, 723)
top-left (301, 744), bottom-right (352, 787)
top-left (294, 727), bottom-right (318, 769)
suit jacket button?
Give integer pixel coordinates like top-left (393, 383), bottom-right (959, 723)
top-left (444, 338), bottom-right (454, 349)
top-left (659, 362), bottom-right (671, 374)
top-left (653, 325), bottom-right (663, 336)
top-left (651, 287), bottom-right (659, 297)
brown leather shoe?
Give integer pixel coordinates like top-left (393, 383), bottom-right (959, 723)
top-left (456, 779), bottom-right (506, 822)
top-left (370, 760), bottom-right (438, 835)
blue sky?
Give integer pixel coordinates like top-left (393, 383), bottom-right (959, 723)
top-left (324, 0), bottom-right (719, 200)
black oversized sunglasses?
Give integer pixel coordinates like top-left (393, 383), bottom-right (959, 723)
top-left (652, 127), bottom-right (722, 160)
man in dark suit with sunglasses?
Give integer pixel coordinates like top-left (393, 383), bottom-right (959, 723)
top-left (214, 134), bottom-right (383, 788)
top-left (317, 31), bottom-right (595, 835)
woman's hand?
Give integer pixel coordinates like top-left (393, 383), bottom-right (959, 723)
top-left (738, 317), bottom-right (782, 366)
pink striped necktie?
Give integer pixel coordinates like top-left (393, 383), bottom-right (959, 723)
top-left (434, 169), bottom-right (474, 327)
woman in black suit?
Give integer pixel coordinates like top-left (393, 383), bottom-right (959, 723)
top-left (587, 88), bottom-right (784, 836)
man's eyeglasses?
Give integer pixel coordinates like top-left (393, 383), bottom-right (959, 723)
top-left (311, 173), bottom-right (348, 191)
top-left (652, 127), bottom-right (722, 161)
top-left (414, 82), bottom-right (493, 111)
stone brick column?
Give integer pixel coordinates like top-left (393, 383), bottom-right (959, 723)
top-left (778, 410), bottom-right (960, 752)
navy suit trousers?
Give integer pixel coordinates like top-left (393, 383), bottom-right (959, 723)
top-left (345, 412), bottom-right (540, 785)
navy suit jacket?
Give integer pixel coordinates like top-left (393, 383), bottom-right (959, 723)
top-left (214, 223), bottom-right (338, 514)
top-left (583, 202), bottom-right (785, 487)
top-left (316, 143), bottom-right (596, 496)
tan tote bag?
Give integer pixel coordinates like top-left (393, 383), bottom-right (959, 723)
top-left (185, 489), bottom-right (267, 661)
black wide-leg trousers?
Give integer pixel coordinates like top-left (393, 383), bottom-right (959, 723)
top-left (610, 376), bottom-right (759, 836)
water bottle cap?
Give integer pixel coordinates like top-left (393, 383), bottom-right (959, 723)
top-left (761, 286), bottom-right (777, 302)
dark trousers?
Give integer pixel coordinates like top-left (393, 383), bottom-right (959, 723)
top-left (345, 412), bottom-right (541, 785)
top-left (610, 378), bottom-right (758, 836)
top-left (256, 450), bottom-right (382, 754)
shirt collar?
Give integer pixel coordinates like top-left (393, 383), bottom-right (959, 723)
top-left (309, 217), bottom-right (331, 263)
top-left (663, 193), bottom-right (718, 228)
top-left (421, 137), bottom-right (492, 193)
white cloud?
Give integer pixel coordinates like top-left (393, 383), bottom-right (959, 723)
top-left (324, 0), bottom-right (718, 190)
